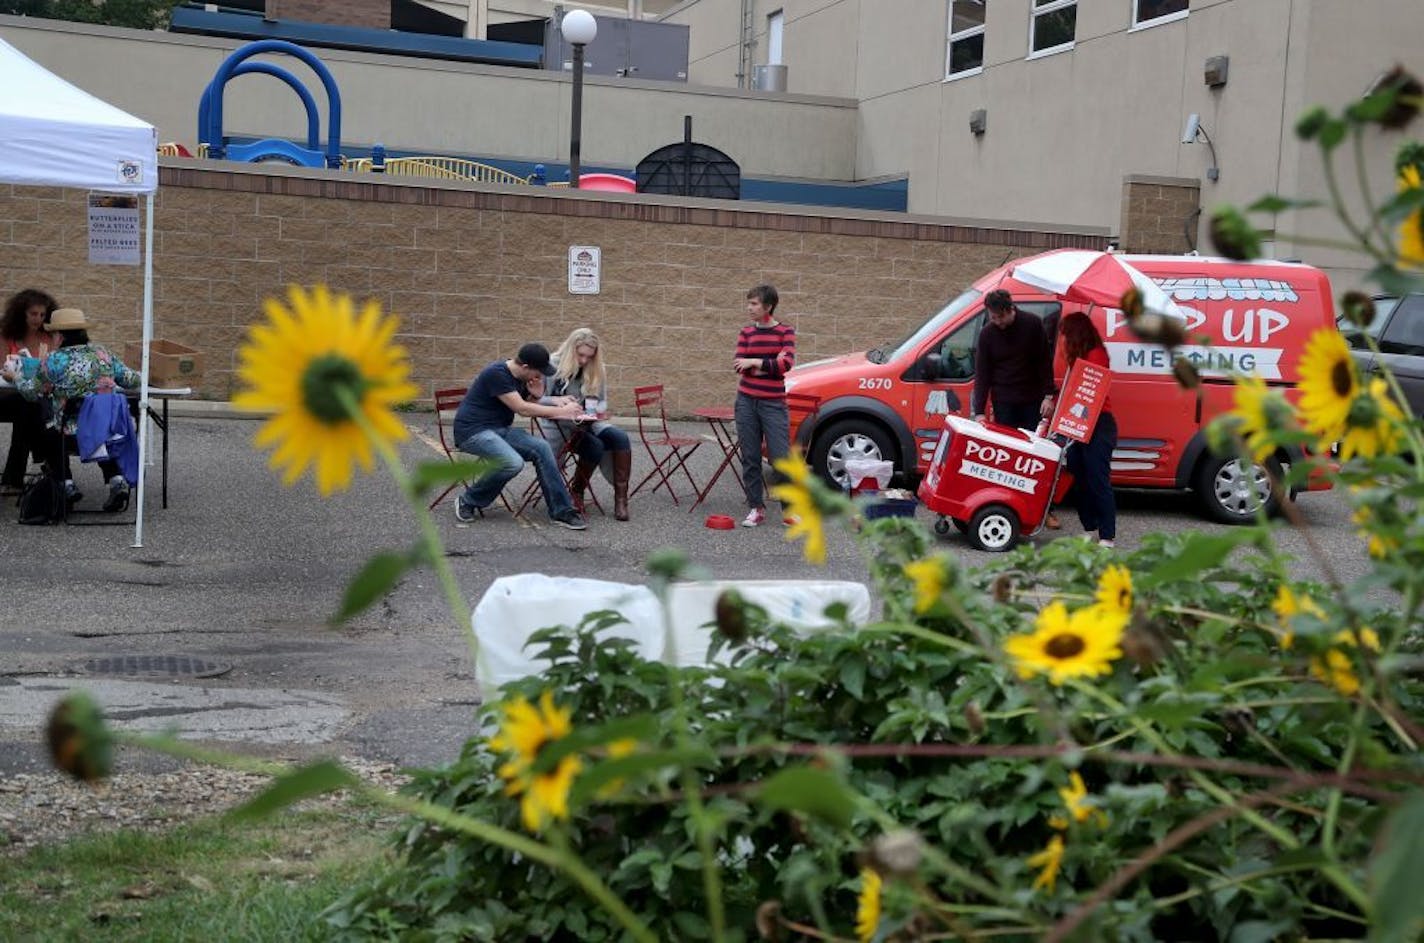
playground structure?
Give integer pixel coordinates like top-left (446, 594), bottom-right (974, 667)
top-left (179, 39), bottom-right (738, 198)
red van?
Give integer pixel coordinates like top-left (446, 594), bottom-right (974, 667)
top-left (785, 251), bottom-right (1337, 523)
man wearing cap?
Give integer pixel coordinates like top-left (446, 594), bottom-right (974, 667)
top-left (452, 343), bottom-right (588, 530)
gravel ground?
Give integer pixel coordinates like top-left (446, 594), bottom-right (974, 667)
top-left (0, 755), bottom-right (410, 854)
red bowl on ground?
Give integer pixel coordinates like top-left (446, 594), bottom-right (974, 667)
top-left (705, 514), bottom-right (736, 530)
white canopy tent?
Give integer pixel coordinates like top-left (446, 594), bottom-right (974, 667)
top-left (0, 36), bottom-right (159, 546)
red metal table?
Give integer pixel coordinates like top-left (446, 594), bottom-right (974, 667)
top-left (689, 406), bottom-right (749, 511)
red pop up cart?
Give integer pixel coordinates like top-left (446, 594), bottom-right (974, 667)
top-left (917, 415), bottom-right (1073, 552)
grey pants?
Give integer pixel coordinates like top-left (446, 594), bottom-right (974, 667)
top-left (735, 392), bottom-right (790, 510)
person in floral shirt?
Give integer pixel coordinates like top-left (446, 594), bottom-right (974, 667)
top-left (15, 308), bottom-right (140, 511)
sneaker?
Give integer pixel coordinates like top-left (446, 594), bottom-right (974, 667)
top-left (454, 500), bottom-right (477, 523)
top-left (553, 510), bottom-right (587, 531)
top-left (1098, 539), bottom-right (1116, 548)
top-left (741, 508), bottom-right (766, 528)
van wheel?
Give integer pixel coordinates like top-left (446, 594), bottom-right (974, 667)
top-left (968, 504), bottom-right (1020, 552)
top-left (1195, 454), bottom-right (1281, 524)
top-left (810, 419), bottom-right (895, 490)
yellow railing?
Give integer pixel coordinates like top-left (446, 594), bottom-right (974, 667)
top-left (347, 156), bottom-right (530, 186)
top-left (157, 142), bottom-right (190, 157)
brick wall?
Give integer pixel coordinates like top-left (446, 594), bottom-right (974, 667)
top-left (0, 164), bottom-right (1106, 417)
top-left (266, 0), bottom-right (389, 29)
top-left (1119, 175), bottom-right (1201, 255)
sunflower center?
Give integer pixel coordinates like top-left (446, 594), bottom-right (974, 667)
top-left (300, 354), bottom-right (368, 424)
top-left (1345, 391), bottom-right (1382, 428)
top-left (1044, 633), bottom-right (1086, 659)
top-left (1330, 360), bottom-right (1355, 398)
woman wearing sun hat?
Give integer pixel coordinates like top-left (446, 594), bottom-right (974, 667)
top-left (14, 308), bottom-right (141, 512)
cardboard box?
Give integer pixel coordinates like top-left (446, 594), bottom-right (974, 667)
top-left (125, 339), bottom-right (204, 388)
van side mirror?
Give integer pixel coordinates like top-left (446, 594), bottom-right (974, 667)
top-left (922, 352), bottom-right (944, 380)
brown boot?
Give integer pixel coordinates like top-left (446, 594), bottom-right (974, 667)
top-left (611, 450), bottom-right (631, 521)
top-left (569, 457), bottom-right (597, 514)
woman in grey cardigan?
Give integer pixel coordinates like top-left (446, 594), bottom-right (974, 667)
top-left (542, 328), bottom-right (633, 520)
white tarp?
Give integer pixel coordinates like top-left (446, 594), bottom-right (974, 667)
top-left (0, 37), bottom-right (159, 547)
top-left (0, 37), bottom-right (156, 193)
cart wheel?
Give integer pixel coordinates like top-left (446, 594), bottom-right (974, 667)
top-left (933, 516), bottom-right (952, 537)
top-left (968, 504), bottom-right (1020, 552)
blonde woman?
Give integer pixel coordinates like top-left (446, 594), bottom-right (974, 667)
top-left (541, 328), bottom-right (633, 520)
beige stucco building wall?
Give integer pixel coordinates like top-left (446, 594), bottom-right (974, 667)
top-left (0, 15), bottom-right (856, 181)
top-left (0, 164), bottom-right (1104, 412)
top-left (663, 0), bottom-right (1424, 287)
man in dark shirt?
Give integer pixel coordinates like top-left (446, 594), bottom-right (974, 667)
top-left (453, 342), bottom-right (587, 529)
top-left (970, 289), bottom-right (1054, 430)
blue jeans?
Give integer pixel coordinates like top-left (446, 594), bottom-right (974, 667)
top-left (735, 393), bottom-right (790, 510)
top-left (457, 426), bottom-right (573, 519)
top-left (574, 424), bottom-right (631, 465)
top-left (1065, 411), bottom-right (1117, 540)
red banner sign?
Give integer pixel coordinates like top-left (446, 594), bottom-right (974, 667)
top-left (1050, 358), bottom-right (1111, 443)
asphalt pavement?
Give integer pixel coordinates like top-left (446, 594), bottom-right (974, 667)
top-left (0, 406), bottom-right (1372, 777)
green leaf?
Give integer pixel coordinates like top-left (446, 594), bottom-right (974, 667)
top-left (1369, 791), bottom-right (1424, 943)
top-left (1139, 531), bottom-right (1256, 590)
top-left (1365, 263), bottom-right (1424, 298)
top-left (1228, 920), bottom-right (1291, 943)
top-left (839, 659), bottom-right (867, 700)
top-left (407, 458), bottom-right (496, 496)
top-left (1246, 194), bottom-right (1322, 214)
top-left (1318, 117), bottom-right (1348, 151)
top-left (332, 549), bottom-right (418, 623)
top-left (756, 766), bottom-right (857, 829)
top-left (228, 759), bottom-right (357, 820)
top-left (531, 714), bottom-right (662, 774)
top-left (1375, 185), bottom-right (1424, 224)
top-left (570, 749), bottom-right (714, 805)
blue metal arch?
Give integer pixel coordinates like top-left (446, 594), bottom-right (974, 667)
top-left (205, 39), bottom-right (342, 168)
top-left (199, 61), bottom-right (321, 153)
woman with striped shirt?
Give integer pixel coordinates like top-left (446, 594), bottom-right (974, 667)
top-left (733, 283), bottom-right (796, 527)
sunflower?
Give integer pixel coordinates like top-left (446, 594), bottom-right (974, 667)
top-left (488, 691), bottom-right (583, 831)
top-left (1094, 565), bottom-right (1133, 619)
top-left (233, 285), bottom-right (418, 495)
top-left (1337, 378), bottom-right (1404, 461)
top-left (1005, 602), bottom-right (1126, 685)
top-left (1228, 374), bottom-right (1294, 461)
top-left (854, 867), bottom-right (882, 943)
top-left (771, 453), bottom-right (826, 565)
top-left (903, 557), bottom-right (948, 614)
top-left (1294, 329), bottom-right (1357, 443)
top-left (1399, 164), bottom-right (1424, 268)
top-left (1309, 628), bottom-right (1380, 697)
top-left (1271, 584), bottom-right (1325, 650)
top-left (1050, 772), bottom-right (1108, 830)
top-left (1027, 834), bottom-right (1065, 892)
top-left (1350, 505), bottom-right (1399, 560)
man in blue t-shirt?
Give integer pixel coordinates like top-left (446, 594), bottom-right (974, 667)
top-left (453, 342), bottom-right (587, 530)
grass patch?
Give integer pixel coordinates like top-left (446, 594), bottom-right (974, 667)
top-left (0, 804), bottom-right (396, 941)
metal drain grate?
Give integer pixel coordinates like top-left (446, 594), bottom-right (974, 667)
top-left (80, 655), bottom-right (232, 679)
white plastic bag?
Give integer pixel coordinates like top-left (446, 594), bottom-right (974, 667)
top-left (662, 579), bottom-right (872, 668)
top-left (845, 459), bottom-right (894, 491)
top-left (471, 574), bottom-right (663, 692)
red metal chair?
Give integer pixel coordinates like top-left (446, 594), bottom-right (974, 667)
top-left (629, 384), bottom-right (703, 505)
top-left (430, 386), bottom-right (514, 515)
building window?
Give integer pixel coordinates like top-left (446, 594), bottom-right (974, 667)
top-left (946, 0), bottom-right (986, 79)
top-left (1132, 0), bottom-right (1188, 29)
top-left (1029, 0), bottom-right (1075, 56)
top-left (767, 9), bottom-right (783, 65)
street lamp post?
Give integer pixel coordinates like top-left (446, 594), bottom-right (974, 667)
top-left (562, 9), bottom-right (597, 190)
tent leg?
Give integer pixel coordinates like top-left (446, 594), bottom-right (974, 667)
top-left (132, 191), bottom-right (154, 549)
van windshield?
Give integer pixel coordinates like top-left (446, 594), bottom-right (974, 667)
top-left (872, 289), bottom-right (981, 364)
